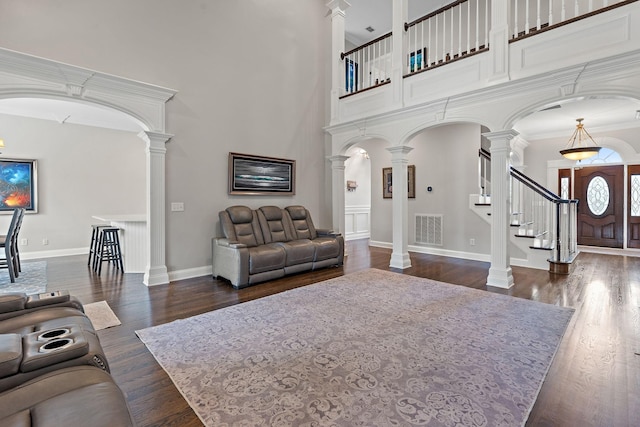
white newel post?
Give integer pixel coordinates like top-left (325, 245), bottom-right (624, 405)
top-left (387, 145), bottom-right (413, 269)
top-left (391, 0), bottom-right (408, 109)
top-left (139, 131), bottom-right (172, 286)
top-left (488, 0), bottom-right (510, 82)
top-left (484, 130), bottom-right (516, 289)
top-left (326, 0), bottom-right (350, 125)
top-left (329, 155), bottom-right (350, 239)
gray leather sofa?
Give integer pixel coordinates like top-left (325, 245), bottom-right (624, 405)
top-left (0, 365), bottom-right (135, 426)
top-left (212, 205), bottom-right (344, 288)
top-left (0, 292), bottom-right (135, 426)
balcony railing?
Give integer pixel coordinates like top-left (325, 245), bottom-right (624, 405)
top-left (405, 0), bottom-right (490, 75)
top-left (510, 0), bottom-right (634, 40)
top-left (341, 32), bottom-right (392, 97)
top-left (339, 0), bottom-right (635, 97)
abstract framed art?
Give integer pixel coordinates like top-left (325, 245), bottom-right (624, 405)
top-left (229, 152), bottom-right (296, 195)
top-left (0, 158), bottom-right (38, 213)
top-left (382, 165), bottom-right (415, 199)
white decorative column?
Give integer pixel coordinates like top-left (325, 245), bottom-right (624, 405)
top-left (139, 131), bottom-right (172, 286)
top-left (387, 145), bottom-right (413, 269)
top-left (326, 0), bottom-right (350, 125)
top-left (329, 155), bottom-right (350, 238)
top-left (484, 130), bottom-right (517, 289)
top-left (488, 0), bottom-right (510, 83)
top-left (391, 0), bottom-right (408, 109)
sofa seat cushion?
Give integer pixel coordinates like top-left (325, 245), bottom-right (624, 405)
top-left (280, 239), bottom-right (315, 266)
top-left (0, 366), bottom-right (134, 426)
top-left (248, 244), bottom-right (286, 274)
top-left (313, 237), bottom-right (341, 261)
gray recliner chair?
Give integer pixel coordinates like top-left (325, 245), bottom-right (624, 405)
top-left (0, 292), bottom-right (109, 393)
top-left (0, 365), bottom-right (135, 426)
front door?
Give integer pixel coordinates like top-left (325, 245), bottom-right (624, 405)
top-left (574, 165), bottom-right (624, 248)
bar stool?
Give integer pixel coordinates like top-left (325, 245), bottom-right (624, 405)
top-left (88, 224), bottom-right (110, 267)
top-left (93, 227), bottom-right (124, 275)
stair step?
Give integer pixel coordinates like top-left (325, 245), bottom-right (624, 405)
top-left (529, 245), bottom-right (552, 251)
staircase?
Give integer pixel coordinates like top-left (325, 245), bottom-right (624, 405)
top-left (471, 149), bottom-right (578, 273)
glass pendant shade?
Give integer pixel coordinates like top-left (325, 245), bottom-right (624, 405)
top-left (560, 118), bottom-right (601, 160)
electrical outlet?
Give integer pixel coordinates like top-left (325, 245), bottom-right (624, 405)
top-left (171, 202), bottom-right (185, 212)
top-left (42, 238), bottom-right (49, 246)
top-left (470, 238), bottom-right (476, 246)
top-left (20, 238), bottom-right (28, 246)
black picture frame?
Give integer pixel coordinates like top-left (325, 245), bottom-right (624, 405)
top-left (228, 152), bottom-right (296, 195)
top-left (409, 48), bottom-right (427, 72)
top-left (345, 59), bottom-right (358, 92)
top-left (0, 158), bottom-right (38, 213)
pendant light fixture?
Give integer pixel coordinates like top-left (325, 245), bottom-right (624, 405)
top-left (559, 118), bottom-right (601, 161)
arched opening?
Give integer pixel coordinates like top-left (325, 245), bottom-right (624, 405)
top-left (0, 49), bottom-right (176, 285)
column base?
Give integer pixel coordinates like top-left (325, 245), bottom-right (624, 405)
top-left (486, 266), bottom-right (514, 289)
top-left (144, 265), bottom-right (169, 286)
top-left (389, 252), bottom-right (412, 269)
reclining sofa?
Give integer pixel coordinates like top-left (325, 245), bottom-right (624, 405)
top-left (212, 205), bottom-right (344, 288)
top-left (0, 292), bottom-right (135, 426)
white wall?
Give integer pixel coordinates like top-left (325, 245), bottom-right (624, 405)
top-left (344, 146), bottom-right (371, 240)
top-left (365, 123), bottom-right (492, 255)
top-left (0, 0), bottom-right (330, 273)
top-left (0, 114), bottom-right (145, 256)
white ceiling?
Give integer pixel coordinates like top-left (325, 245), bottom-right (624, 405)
top-left (0, 98), bottom-right (143, 133)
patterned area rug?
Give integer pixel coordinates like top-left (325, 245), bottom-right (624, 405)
top-left (136, 269), bottom-right (574, 427)
top-left (84, 300), bottom-right (122, 330)
top-left (0, 261), bottom-right (47, 295)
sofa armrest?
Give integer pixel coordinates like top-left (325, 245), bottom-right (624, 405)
top-left (215, 238), bottom-right (248, 249)
top-left (212, 238), bottom-right (250, 287)
top-left (0, 294), bottom-right (27, 314)
top-left (316, 228), bottom-right (341, 237)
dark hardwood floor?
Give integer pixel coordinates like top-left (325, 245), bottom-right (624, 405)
top-left (40, 240), bottom-right (639, 426)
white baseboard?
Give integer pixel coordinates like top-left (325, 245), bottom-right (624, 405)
top-left (21, 247), bottom-right (88, 260)
top-left (168, 265), bottom-right (213, 282)
top-left (369, 240), bottom-right (539, 268)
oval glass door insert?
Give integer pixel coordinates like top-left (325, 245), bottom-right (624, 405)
top-left (587, 176), bottom-right (609, 216)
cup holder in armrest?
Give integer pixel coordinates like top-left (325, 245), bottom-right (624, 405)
top-left (37, 328), bottom-right (71, 341)
top-left (38, 338), bottom-right (74, 353)
top-left (21, 327), bottom-right (90, 373)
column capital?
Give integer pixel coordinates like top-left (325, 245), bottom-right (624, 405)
top-left (138, 131), bottom-right (173, 151)
top-left (328, 155), bottom-right (351, 167)
top-left (481, 129), bottom-right (519, 142)
top-left (326, 0), bottom-right (350, 14)
top-left (386, 145), bottom-right (413, 161)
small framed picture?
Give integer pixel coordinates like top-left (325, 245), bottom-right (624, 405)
top-left (383, 165), bottom-right (415, 199)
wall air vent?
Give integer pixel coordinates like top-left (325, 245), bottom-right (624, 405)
top-left (415, 214), bottom-right (443, 246)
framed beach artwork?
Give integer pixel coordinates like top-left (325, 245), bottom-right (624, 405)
top-left (0, 158), bottom-right (38, 213)
top-left (229, 153), bottom-right (296, 195)
top-left (383, 165), bottom-right (415, 199)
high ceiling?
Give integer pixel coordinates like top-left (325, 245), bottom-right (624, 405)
top-left (0, 2), bottom-right (638, 142)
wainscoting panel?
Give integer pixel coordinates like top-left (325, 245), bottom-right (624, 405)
top-left (345, 205), bottom-right (370, 241)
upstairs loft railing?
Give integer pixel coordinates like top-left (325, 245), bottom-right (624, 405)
top-left (478, 148), bottom-right (578, 264)
top-left (405, 0), bottom-right (490, 75)
top-left (341, 32), bottom-right (392, 97)
top-left (339, 0), bottom-right (635, 97)
top-left (510, 0), bottom-right (636, 40)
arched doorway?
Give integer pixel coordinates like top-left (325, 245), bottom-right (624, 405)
top-left (0, 48), bottom-right (176, 286)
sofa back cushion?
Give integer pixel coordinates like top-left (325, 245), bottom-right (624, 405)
top-left (257, 206), bottom-right (292, 243)
top-left (219, 206), bottom-right (264, 247)
top-left (285, 206), bottom-right (318, 240)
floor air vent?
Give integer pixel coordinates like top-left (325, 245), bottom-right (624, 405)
top-left (415, 214), bottom-right (443, 246)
